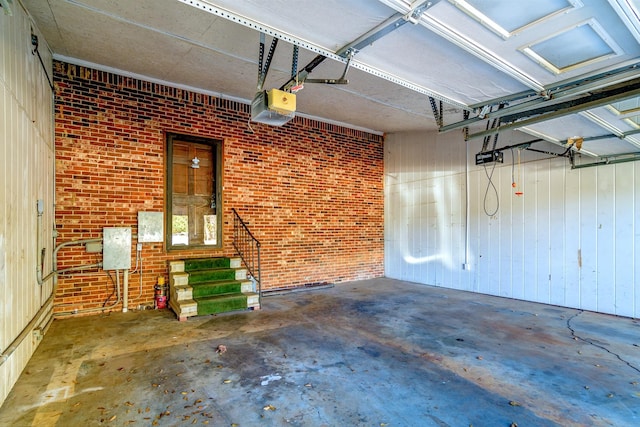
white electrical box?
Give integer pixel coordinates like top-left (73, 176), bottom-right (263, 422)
top-left (138, 211), bottom-right (164, 243)
top-left (103, 227), bottom-right (132, 270)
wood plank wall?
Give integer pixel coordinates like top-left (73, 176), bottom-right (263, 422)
top-left (385, 130), bottom-right (639, 318)
top-left (0, 3), bottom-right (55, 406)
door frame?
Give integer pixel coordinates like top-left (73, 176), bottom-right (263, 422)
top-left (165, 132), bottom-right (223, 251)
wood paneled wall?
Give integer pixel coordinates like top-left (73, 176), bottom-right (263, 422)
top-left (385, 130), bottom-right (639, 318)
top-left (0, 3), bottom-right (55, 406)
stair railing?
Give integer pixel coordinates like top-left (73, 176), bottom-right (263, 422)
top-left (231, 208), bottom-right (262, 306)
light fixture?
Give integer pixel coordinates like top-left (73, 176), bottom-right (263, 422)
top-left (191, 157), bottom-right (200, 169)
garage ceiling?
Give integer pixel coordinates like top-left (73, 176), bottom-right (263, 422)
top-left (17, 0), bottom-right (640, 157)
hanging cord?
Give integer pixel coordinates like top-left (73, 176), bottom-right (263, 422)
top-left (482, 114), bottom-right (501, 216)
top-left (511, 148), bottom-right (515, 186)
top-left (515, 149), bottom-right (523, 196)
top-left (102, 270), bottom-right (118, 307)
top-left (31, 33), bottom-right (54, 91)
top-left (482, 156), bottom-right (499, 216)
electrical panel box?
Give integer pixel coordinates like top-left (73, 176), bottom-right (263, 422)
top-left (103, 227), bottom-right (132, 270)
top-left (138, 211), bottom-right (164, 243)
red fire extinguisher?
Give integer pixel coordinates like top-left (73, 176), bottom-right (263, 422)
top-left (155, 276), bottom-right (167, 309)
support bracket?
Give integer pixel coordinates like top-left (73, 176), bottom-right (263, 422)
top-left (429, 96), bottom-right (443, 127)
top-left (304, 51), bottom-right (353, 85)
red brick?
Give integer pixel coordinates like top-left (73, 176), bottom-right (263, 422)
top-left (53, 61), bottom-right (384, 313)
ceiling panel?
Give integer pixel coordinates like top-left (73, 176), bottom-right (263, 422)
top-left (351, 24), bottom-right (531, 105)
top-left (19, 0), bottom-right (640, 160)
top-left (202, 0), bottom-right (396, 52)
top-left (452, 0), bottom-right (579, 37)
top-left (521, 20), bottom-right (621, 74)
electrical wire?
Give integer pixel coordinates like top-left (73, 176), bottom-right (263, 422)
top-left (31, 34), bottom-right (54, 91)
top-left (102, 270), bottom-right (117, 307)
top-left (482, 158), bottom-right (499, 217)
top-left (482, 114), bottom-right (501, 217)
top-left (510, 148), bottom-right (515, 186)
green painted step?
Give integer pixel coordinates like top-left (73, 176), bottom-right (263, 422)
top-left (188, 269), bottom-right (237, 284)
top-left (169, 257), bottom-right (259, 321)
top-left (196, 293), bottom-right (248, 315)
top-left (184, 257), bottom-right (231, 271)
top-left (192, 280), bottom-right (242, 298)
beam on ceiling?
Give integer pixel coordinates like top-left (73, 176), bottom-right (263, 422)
top-left (467, 78), bottom-right (640, 140)
top-left (500, 78), bottom-right (640, 123)
top-left (335, 12), bottom-right (408, 57)
top-left (467, 61), bottom-right (640, 111)
top-left (563, 127), bottom-right (640, 144)
top-left (176, 0), bottom-right (467, 109)
top-left (441, 61), bottom-right (640, 133)
top-left (572, 152), bottom-right (640, 169)
top-left (608, 0), bottom-right (640, 44)
top-left (284, 2), bottom-right (434, 91)
top-left (335, 0), bottom-right (439, 57)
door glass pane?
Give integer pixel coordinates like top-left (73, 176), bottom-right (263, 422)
top-left (204, 214), bottom-right (217, 245)
top-left (172, 214), bottom-right (189, 245)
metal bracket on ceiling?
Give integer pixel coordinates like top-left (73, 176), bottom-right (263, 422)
top-left (439, 61), bottom-right (640, 137)
top-left (179, 0), bottom-right (467, 109)
top-left (304, 51), bottom-right (353, 85)
top-left (462, 110), bottom-right (470, 141)
top-left (256, 32), bottom-right (278, 92)
top-left (429, 96), bottom-right (443, 127)
top-left (286, 1), bottom-right (437, 89)
top-left (336, 14), bottom-right (406, 57)
top-left (285, 0), bottom-right (438, 87)
top-left (468, 77), bottom-right (640, 140)
top-left (571, 151), bottom-right (640, 169)
top-left (281, 54), bottom-right (326, 92)
top-left (405, 0), bottom-right (439, 24)
top-left (291, 45), bottom-right (298, 79)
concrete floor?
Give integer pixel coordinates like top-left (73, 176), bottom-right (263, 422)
top-left (1, 278), bottom-right (639, 427)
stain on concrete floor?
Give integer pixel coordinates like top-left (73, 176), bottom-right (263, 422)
top-left (1, 278), bottom-right (639, 426)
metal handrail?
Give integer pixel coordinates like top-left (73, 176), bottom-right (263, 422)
top-left (231, 208), bottom-right (262, 307)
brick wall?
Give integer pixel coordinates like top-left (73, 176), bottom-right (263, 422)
top-left (54, 61), bottom-right (384, 314)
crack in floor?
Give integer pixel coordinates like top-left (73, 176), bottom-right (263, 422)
top-left (566, 311), bottom-right (640, 375)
